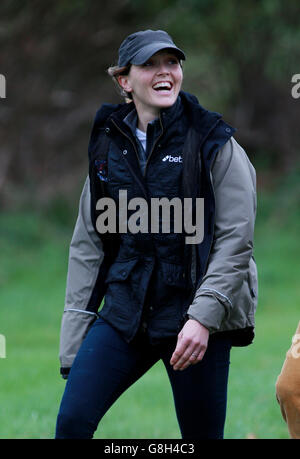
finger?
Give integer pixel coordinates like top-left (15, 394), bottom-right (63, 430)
top-left (171, 336), bottom-right (198, 369)
top-left (190, 347), bottom-right (206, 365)
top-left (170, 346), bottom-right (187, 366)
top-left (178, 344), bottom-right (208, 370)
top-left (173, 346), bottom-right (196, 370)
top-left (189, 352), bottom-right (199, 364)
top-left (170, 333), bottom-right (188, 365)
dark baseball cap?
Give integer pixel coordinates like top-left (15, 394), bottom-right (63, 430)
top-left (118, 29), bottom-right (186, 67)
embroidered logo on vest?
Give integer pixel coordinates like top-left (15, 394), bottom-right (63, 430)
top-left (162, 155), bottom-right (182, 163)
top-left (95, 159), bottom-right (108, 182)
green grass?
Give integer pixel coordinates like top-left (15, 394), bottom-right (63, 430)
top-left (0, 179), bottom-right (299, 439)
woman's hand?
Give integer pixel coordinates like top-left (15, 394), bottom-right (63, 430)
top-left (170, 319), bottom-right (209, 371)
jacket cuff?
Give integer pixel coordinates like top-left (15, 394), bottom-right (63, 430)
top-left (187, 294), bottom-right (226, 332)
top-left (59, 308), bottom-right (97, 369)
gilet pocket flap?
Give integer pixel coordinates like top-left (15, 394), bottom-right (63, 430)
top-left (160, 262), bottom-right (187, 288)
top-left (105, 258), bottom-right (139, 283)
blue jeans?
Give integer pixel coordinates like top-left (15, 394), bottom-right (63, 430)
top-left (55, 317), bottom-right (231, 439)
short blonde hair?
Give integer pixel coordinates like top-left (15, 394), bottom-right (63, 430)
top-left (107, 64), bottom-right (132, 101)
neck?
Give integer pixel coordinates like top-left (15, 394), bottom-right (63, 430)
top-left (134, 103), bottom-right (159, 132)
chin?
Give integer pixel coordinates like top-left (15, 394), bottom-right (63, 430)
top-left (154, 94), bottom-right (178, 109)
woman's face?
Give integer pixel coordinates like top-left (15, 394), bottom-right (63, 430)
top-left (118, 50), bottom-right (183, 116)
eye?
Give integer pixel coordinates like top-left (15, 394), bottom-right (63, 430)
top-left (142, 60), bottom-right (153, 67)
top-left (168, 58), bottom-right (179, 65)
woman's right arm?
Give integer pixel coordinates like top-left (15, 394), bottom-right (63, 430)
top-left (59, 176), bottom-right (104, 378)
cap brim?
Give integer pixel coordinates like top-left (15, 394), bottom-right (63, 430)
top-left (130, 42), bottom-right (186, 65)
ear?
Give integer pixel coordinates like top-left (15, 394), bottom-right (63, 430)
top-left (117, 75), bottom-right (132, 94)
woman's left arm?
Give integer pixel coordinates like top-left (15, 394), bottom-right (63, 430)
top-left (170, 137), bottom-right (257, 370)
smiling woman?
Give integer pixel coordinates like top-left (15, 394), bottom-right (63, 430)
top-left (116, 51), bottom-right (183, 132)
top-left (55, 29), bottom-right (258, 440)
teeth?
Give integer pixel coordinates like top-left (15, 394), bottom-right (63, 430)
top-left (153, 81), bottom-right (172, 90)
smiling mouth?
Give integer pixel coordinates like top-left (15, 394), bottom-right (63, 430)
top-left (152, 81), bottom-right (173, 92)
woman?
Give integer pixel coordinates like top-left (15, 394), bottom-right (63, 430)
top-left (55, 29), bottom-right (258, 439)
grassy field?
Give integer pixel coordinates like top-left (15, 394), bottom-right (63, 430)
top-left (0, 179), bottom-right (299, 439)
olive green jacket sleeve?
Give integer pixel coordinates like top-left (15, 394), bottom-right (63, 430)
top-left (187, 137), bottom-right (258, 333)
top-left (59, 176), bottom-right (104, 370)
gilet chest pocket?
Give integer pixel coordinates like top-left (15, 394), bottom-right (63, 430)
top-left (160, 262), bottom-right (187, 288)
top-left (105, 258), bottom-right (139, 283)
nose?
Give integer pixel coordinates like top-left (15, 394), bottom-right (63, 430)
top-left (156, 62), bottom-right (170, 75)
